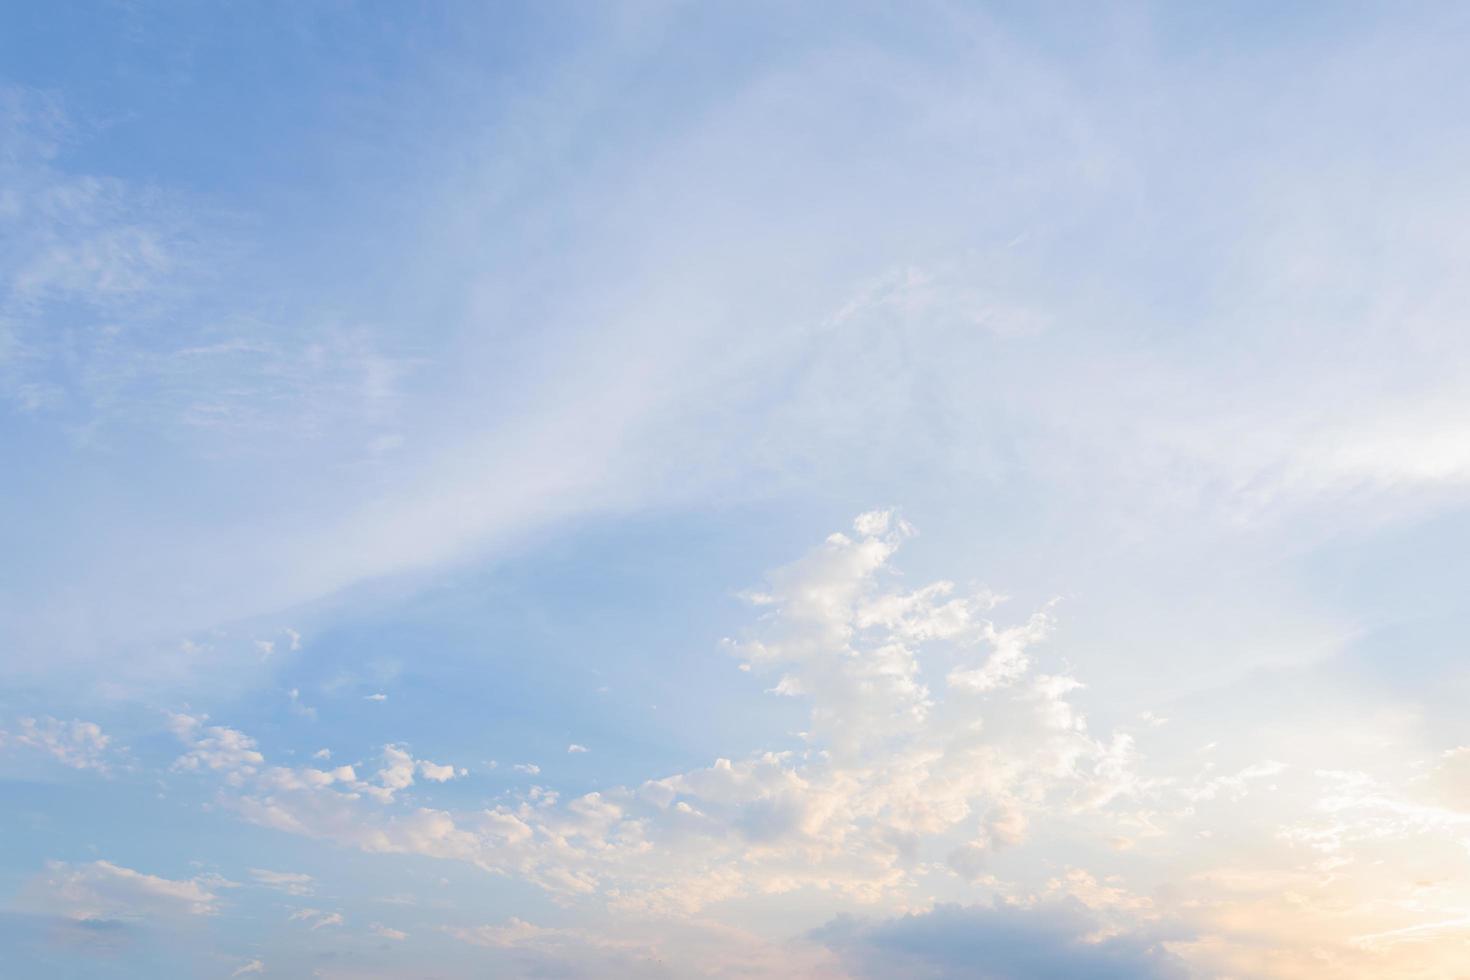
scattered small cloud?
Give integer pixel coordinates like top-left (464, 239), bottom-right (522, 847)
top-left (364, 693), bottom-right (387, 702)
top-left (169, 713), bottom-right (263, 776)
top-left (513, 763), bottom-right (540, 775)
top-left (289, 908), bottom-right (344, 930)
top-left (249, 869), bottom-right (313, 897)
top-left (231, 959), bottom-right (264, 977)
top-left (567, 744), bottom-right (589, 754)
top-left (0, 717), bottom-right (113, 772)
top-left (417, 760), bottom-right (462, 782)
top-left (371, 922), bottom-right (408, 941)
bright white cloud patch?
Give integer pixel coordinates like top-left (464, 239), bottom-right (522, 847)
top-left (163, 514), bottom-right (1145, 921)
top-left (139, 511), bottom-right (1470, 976)
top-left (169, 713), bottom-right (264, 779)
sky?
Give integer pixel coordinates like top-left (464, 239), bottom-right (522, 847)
top-left (4, 2), bottom-right (1470, 977)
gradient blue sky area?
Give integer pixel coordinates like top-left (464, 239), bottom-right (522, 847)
top-left (6, 3), bottom-right (1470, 977)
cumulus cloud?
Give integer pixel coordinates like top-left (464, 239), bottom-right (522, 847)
top-left (0, 716), bottom-right (112, 771)
top-left (376, 745), bottom-right (417, 795)
top-left (417, 759), bottom-right (461, 782)
top-left (163, 514), bottom-right (1147, 922)
top-left (169, 713), bottom-right (264, 781)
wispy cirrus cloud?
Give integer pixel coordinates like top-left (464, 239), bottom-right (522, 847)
top-left (22, 860), bottom-right (227, 922)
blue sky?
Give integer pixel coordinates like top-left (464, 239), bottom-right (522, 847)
top-left (6, 2), bottom-right (1470, 977)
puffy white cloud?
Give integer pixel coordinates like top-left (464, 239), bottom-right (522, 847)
top-left (0, 716), bottom-right (112, 772)
top-left (165, 514), bottom-right (1146, 923)
top-left (377, 745), bottom-right (416, 794)
top-left (417, 759), bottom-right (460, 782)
top-left (169, 713), bottom-right (264, 784)
top-left (154, 513), bottom-right (1470, 974)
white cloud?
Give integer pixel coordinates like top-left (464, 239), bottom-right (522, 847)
top-left (371, 922), bottom-right (408, 941)
top-left (567, 744), bottom-right (589, 754)
top-left (946, 610), bottom-right (1055, 693)
top-left (365, 693), bottom-right (387, 702)
top-left (249, 869), bottom-right (314, 896)
top-left (1183, 760), bottom-right (1288, 804)
top-left (417, 759), bottom-right (459, 782)
top-left (27, 860), bottom-right (225, 921)
top-left (376, 745), bottom-right (416, 796)
top-left (150, 512), bottom-right (1470, 973)
top-left (231, 960), bottom-right (264, 977)
top-left (290, 908), bottom-right (345, 930)
top-left (169, 713), bottom-right (264, 780)
top-left (164, 514), bottom-right (1146, 918)
top-left (0, 716), bottom-right (112, 771)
